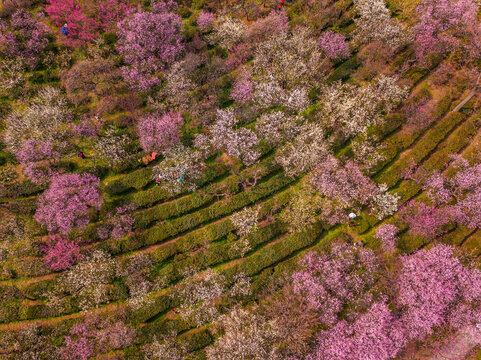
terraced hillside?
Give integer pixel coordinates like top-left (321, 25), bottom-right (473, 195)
top-left (0, 0), bottom-right (481, 359)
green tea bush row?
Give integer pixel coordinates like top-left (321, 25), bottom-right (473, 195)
top-left (133, 157), bottom-right (280, 229)
top-left (104, 173), bottom-right (294, 255)
top-left (376, 112), bottom-right (465, 188)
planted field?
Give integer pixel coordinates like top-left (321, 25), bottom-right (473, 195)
top-left (0, 0), bottom-right (481, 359)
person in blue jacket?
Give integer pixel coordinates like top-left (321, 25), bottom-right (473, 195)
top-left (61, 23), bottom-right (68, 35)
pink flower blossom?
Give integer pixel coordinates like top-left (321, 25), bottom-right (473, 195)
top-left (137, 111), bottom-right (184, 153)
top-left (197, 11), bottom-right (214, 32)
top-left (397, 244), bottom-right (481, 340)
top-left (318, 31), bottom-right (351, 61)
top-left (374, 224), bottom-right (399, 252)
top-left (40, 234), bottom-right (80, 271)
top-left (35, 173), bottom-right (103, 234)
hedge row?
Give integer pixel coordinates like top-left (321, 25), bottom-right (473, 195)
top-left (132, 221), bottom-right (329, 340)
top-left (0, 279), bottom-right (131, 323)
top-left (370, 94), bottom-right (454, 179)
top-left (3, 176), bottom-right (293, 307)
top-left (19, 162), bottom-right (275, 273)
top-left (123, 162), bottom-right (229, 209)
top-left (124, 186), bottom-right (292, 276)
top-left (375, 111), bottom-right (466, 188)
top-left (152, 219), bottom-right (286, 290)
top-left (103, 145), bottom-right (273, 197)
top-left (0, 181), bottom-right (46, 202)
top-left (101, 173), bottom-right (295, 255)
top-left (461, 231), bottom-right (481, 256)
top-left (133, 156), bottom-right (279, 229)
top-left (103, 167), bottom-right (153, 196)
top-left (359, 113), bottom-right (479, 249)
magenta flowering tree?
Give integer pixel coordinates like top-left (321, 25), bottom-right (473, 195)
top-left (137, 111), bottom-right (184, 153)
top-left (292, 243), bottom-right (380, 326)
top-left (245, 10), bottom-right (288, 44)
top-left (59, 324), bottom-right (93, 360)
top-left (413, 0), bottom-right (481, 64)
top-left (17, 139), bottom-right (61, 164)
top-left (95, 0), bottom-right (135, 32)
top-left (197, 11), bottom-right (214, 32)
top-left (374, 224), bottom-right (400, 252)
top-left (224, 43), bottom-right (252, 72)
top-left (46, 0), bottom-right (98, 47)
top-left (397, 244), bottom-right (481, 341)
top-left (0, 10), bottom-right (50, 69)
top-left (116, 1), bottom-right (184, 91)
top-left (110, 205), bottom-right (136, 240)
top-left (35, 173), bottom-right (103, 234)
top-left (318, 31), bottom-right (351, 61)
top-left (308, 302), bottom-right (406, 360)
top-left (40, 235), bottom-right (80, 271)
top-left (402, 159), bottom-right (481, 233)
top-left (399, 200), bottom-right (449, 239)
top-left (17, 139), bottom-right (63, 184)
top-left (46, 0), bottom-right (133, 47)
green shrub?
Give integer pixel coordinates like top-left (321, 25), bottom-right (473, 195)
top-left (104, 167), bottom-right (153, 196)
top-left (0, 181), bottom-right (45, 200)
top-left (432, 95), bottom-right (453, 119)
top-left (111, 153), bottom-right (145, 174)
top-left (179, 328), bottom-right (213, 352)
top-left (102, 32), bottom-right (118, 45)
top-left (128, 292), bottom-right (172, 324)
top-left (327, 56), bottom-right (359, 83)
top-left (370, 113), bottom-right (406, 139)
top-left (462, 234), bottom-right (481, 256)
top-left (83, 165), bottom-right (108, 179)
top-left (0, 167), bottom-right (18, 184)
top-left (0, 301), bottom-right (19, 323)
top-left (376, 112), bottom-right (466, 187)
top-left (403, 67), bottom-right (429, 83)
top-left (5, 197), bottom-right (37, 215)
top-left (10, 258), bottom-right (49, 278)
top-left (183, 24), bottom-right (197, 41)
top-left (191, 0), bottom-right (204, 9)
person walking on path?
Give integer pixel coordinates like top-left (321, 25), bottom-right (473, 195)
top-left (61, 23), bottom-right (68, 35)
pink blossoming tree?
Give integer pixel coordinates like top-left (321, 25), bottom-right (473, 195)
top-left (137, 111), bottom-right (184, 153)
top-left (292, 243), bottom-right (380, 325)
top-left (40, 234), bottom-right (80, 271)
top-left (399, 200), bottom-right (449, 239)
top-left (46, 0), bottom-right (133, 47)
top-left (197, 11), bottom-right (214, 32)
top-left (46, 0), bottom-right (99, 47)
top-left (230, 70), bottom-right (253, 104)
top-left (413, 0), bottom-right (481, 64)
top-left (35, 174), bottom-right (103, 234)
top-left (0, 10), bottom-right (50, 69)
top-left (397, 244), bottom-right (481, 340)
top-left (374, 224), bottom-right (400, 252)
top-left (308, 302), bottom-right (406, 360)
top-left (318, 30), bottom-right (351, 61)
top-left (116, 1), bottom-right (184, 90)
top-left (59, 324), bottom-right (93, 360)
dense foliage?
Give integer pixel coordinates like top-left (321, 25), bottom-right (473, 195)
top-left (1, 0), bottom-right (481, 359)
